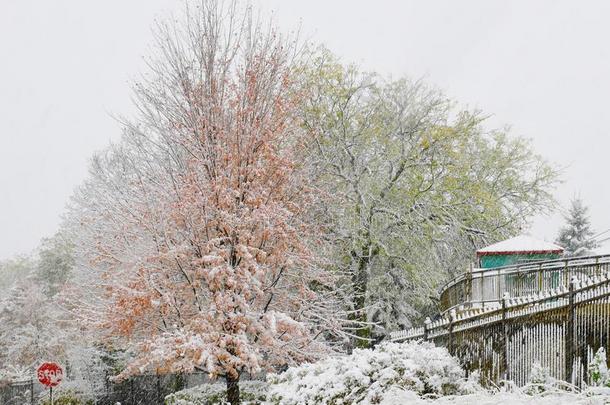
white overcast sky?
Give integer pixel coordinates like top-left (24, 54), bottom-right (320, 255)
top-left (1, 0), bottom-right (610, 259)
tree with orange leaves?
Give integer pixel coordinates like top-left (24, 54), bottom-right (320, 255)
top-left (66, 2), bottom-right (345, 403)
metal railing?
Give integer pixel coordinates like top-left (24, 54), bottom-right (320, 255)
top-left (0, 379), bottom-right (38, 405)
top-left (439, 254), bottom-right (610, 312)
top-left (393, 272), bottom-right (610, 386)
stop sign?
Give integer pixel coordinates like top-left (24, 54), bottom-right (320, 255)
top-left (37, 362), bottom-right (63, 387)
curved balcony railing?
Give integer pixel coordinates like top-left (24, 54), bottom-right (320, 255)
top-left (439, 254), bottom-right (610, 313)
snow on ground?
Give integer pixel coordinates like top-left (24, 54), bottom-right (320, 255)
top-left (382, 388), bottom-right (610, 404)
top-left (166, 385), bottom-right (610, 405)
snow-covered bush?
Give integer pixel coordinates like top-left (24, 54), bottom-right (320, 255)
top-left (524, 362), bottom-right (556, 394)
top-left (164, 380), bottom-right (267, 405)
top-left (589, 348), bottom-right (609, 387)
top-left (266, 340), bottom-right (479, 404)
top-left (38, 389), bottom-right (94, 405)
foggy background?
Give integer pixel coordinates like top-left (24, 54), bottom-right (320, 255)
top-left (1, 0), bottom-right (609, 259)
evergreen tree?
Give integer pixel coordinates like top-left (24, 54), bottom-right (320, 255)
top-left (35, 232), bottom-right (74, 297)
top-left (556, 197), bottom-right (598, 257)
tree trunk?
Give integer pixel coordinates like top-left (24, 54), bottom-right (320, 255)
top-left (349, 249), bottom-right (371, 349)
top-left (226, 374), bottom-right (240, 405)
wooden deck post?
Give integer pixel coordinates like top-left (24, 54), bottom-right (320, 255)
top-left (502, 292), bottom-right (510, 380)
top-left (448, 309), bottom-right (456, 355)
top-left (565, 277), bottom-right (576, 384)
top-left (596, 256), bottom-right (600, 276)
top-left (423, 317), bottom-right (431, 341)
top-left (466, 266), bottom-right (472, 303)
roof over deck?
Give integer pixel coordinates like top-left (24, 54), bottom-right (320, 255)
top-left (476, 235), bottom-right (564, 256)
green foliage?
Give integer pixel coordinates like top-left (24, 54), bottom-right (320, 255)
top-left (297, 48), bottom-right (559, 342)
top-left (0, 232), bottom-right (74, 298)
top-left (35, 232), bottom-right (74, 296)
top-left (39, 390), bottom-right (94, 405)
top-left (0, 231), bottom-right (74, 298)
top-left (589, 347), bottom-right (609, 387)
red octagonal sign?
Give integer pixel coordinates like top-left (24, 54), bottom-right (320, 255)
top-left (37, 362), bottom-right (63, 387)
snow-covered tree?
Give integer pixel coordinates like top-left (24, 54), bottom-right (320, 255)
top-left (0, 245), bottom-right (110, 398)
top-left (66, 2), bottom-right (346, 403)
top-left (0, 277), bottom-right (63, 369)
top-left (0, 233), bottom-right (80, 378)
top-left (35, 232), bottom-right (74, 297)
top-left (556, 197), bottom-right (598, 257)
top-left (299, 50), bottom-right (558, 345)
top-left (0, 255), bottom-right (33, 294)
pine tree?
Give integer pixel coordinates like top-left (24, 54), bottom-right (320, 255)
top-left (556, 198), bottom-right (598, 257)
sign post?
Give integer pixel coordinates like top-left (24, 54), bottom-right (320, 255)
top-left (37, 362), bottom-right (63, 405)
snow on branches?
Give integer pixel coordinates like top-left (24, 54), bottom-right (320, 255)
top-left (66, 0), bottom-right (344, 392)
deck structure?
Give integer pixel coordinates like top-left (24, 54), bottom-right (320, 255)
top-left (393, 253), bottom-right (610, 387)
top-left (440, 254), bottom-right (610, 313)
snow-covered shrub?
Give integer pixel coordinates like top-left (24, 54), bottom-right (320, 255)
top-left (164, 380), bottom-right (267, 405)
top-left (266, 340), bottom-right (479, 404)
top-left (523, 362), bottom-right (581, 395)
top-left (589, 348), bottom-right (609, 387)
top-left (529, 361), bottom-right (553, 385)
top-left (524, 362), bottom-right (555, 394)
top-left (39, 389), bottom-right (94, 405)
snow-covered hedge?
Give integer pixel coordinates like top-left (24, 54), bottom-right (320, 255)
top-left (163, 341), bottom-right (610, 404)
top-left (164, 380), bottom-right (267, 405)
top-left (266, 340), bottom-right (479, 404)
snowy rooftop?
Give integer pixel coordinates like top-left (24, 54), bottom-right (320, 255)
top-left (476, 235), bottom-right (564, 256)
